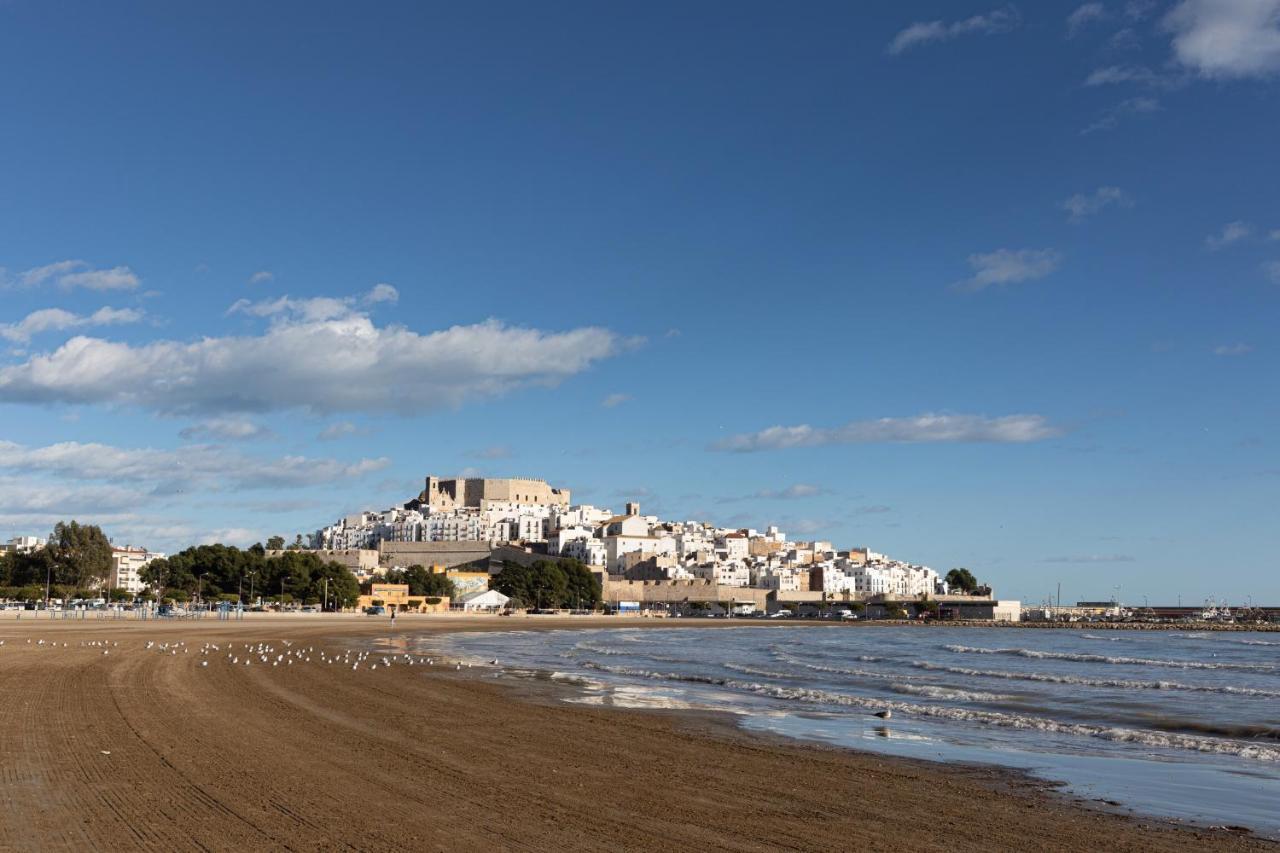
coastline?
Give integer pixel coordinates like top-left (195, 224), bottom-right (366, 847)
top-left (0, 615), bottom-right (1272, 852)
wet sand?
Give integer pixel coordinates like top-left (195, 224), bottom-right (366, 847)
top-left (0, 614), bottom-right (1270, 851)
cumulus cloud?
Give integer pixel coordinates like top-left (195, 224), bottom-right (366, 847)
top-left (248, 270), bottom-right (274, 284)
top-left (1212, 342), bottom-right (1254, 356)
top-left (887, 5), bottom-right (1020, 54)
top-left (1205, 220), bottom-right (1254, 250)
top-left (365, 283), bottom-right (399, 304)
top-left (1264, 260), bottom-right (1280, 283)
top-left (179, 417), bottom-right (273, 442)
top-left (0, 439), bottom-right (388, 492)
top-left (712, 414), bottom-right (1061, 452)
top-left (1061, 186), bottom-right (1132, 222)
top-left (953, 248), bottom-right (1062, 292)
top-left (1082, 96), bottom-right (1161, 133)
top-left (2, 260), bottom-right (141, 291)
top-left (602, 392), bottom-right (632, 408)
top-left (1067, 3), bottom-right (1108, 36)
top-left (1164, 0), bottom-right (1280, 79)
top-left (0, 304), bottom-right (631, 415)
top-left (0, 306), bottom-right (143, 343)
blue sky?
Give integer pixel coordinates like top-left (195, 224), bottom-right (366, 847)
top-left (1, 1), bottom-right (1277, 604)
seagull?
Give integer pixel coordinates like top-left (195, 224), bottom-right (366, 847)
top-left (873, 710), bottom-right (891, 720)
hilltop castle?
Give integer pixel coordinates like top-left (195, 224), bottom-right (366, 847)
top-left (412, 476), bottom-right (571, 512)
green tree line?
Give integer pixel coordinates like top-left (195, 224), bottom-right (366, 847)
top-left (491, 558), bottom-right (601, 610)
top-left (1, 521), bottom-right (360, 607)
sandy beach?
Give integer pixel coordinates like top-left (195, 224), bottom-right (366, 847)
top-left (0, 614), bottom-right (1270, 852)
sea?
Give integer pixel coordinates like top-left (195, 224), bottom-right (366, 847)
top-left (423, 625), bottom-right (1280, 836)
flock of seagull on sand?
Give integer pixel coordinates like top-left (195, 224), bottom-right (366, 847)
top-left (2, 636), bottom-right (502, 673)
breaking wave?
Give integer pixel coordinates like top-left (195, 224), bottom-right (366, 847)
top-left (943, 644), bottom-right (1279, 672)
top-left (577, 661), bottom-right (1280, 763)
top-left (890, 683), bottom-right (1011, 703)
top-left (912, 662), bottom-right (1280, 699)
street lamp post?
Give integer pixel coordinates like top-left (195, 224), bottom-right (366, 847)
top-left (199, 572), bottom-right (208, 608)
top-left (248, 571), bottom-right (256, 605)
top-left (280, 576), bottom-right (289, 610)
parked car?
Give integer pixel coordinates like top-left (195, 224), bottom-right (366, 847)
top-left (769, 609), bottom-right (793, 618)
top-left (364, 606), bottom-right (385, 616)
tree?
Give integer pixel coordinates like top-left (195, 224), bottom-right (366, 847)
top-left (492, 559), bottom-right (600, 610)
top-left (265, 536), bottom-right (285, 551)
top-left (945, 568), bottom-right (979, 595)
top-left (882, 601), bottom-right (907, 619)
top-left (45, 521), bottom-right (113, 589)
top-left (402, 565), bottom-right (456, 598)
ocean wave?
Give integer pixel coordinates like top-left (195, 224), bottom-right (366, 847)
top-left (571, 641), bottom-right (689, 664)
top-left (912, 662), bottom-right (1280, 699)
top-left (770, 649), bottom-right (925, 681)
top-left (943, 644), bottom-right (1278, 672)
top-left (721, 662), bottom-right (802, 680)
top-left (771, 643), bottom-right (882, 663)
top-left (890, 684), bottom-right (1011, 703)
top-left (1239, 639), bottom-right (1280, 647)
top-left (578, 661), bottom-right (1280, 762)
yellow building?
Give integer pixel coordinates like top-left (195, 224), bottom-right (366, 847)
top-left (356, 583), bottom-right (450, 613)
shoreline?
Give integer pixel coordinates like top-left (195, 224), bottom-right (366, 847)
top-left (0, 616), bottom-right (1273, 851)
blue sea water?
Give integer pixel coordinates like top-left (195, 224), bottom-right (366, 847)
top-left (422, 625), bottom-right (1280, 836)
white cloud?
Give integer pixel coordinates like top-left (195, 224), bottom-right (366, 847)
top-left (0, 301), bottom-right (631, 414)
top-left (0, 306), bottom-right (144, 343)
top-left (1084, 64), bottom-right (1161, 85)
top-left (954, 248), bottom-right (1062, 292)
top-left (1264, 260), bottom-right (1280, 283)
top-left (365, 283), bottom-right (399, 304)
top-left (1126, 0), bottom-right (1157, 20)
top-left (720, 484), bottom-right (825, 503)
top-left (179, 417), bottom-right (272, 442)
top-left (1269, 229), bottom-right (1280, 240)
top-left (248, 270), bottom-right (274, 284)
top-left (317, 421), bottom-right (361, 441)
top-left (1067, 3), bottom-right (1108, 36)
top-left (602, 392), bottom-right (632, 408)
top-left (1082, 96), bottom-right (1161, 133)
top-left (1205, 220), bottom-right (1254, 249)
top-left (3, 260), bottom-right (141, 291)
top-left (887, 5), bottom-right (1020, 55)
top-left (712, 413), bottom-right (1061, 452)
top-left (197, 528), bottom-right (262, 547)
top-left (0, 439), bottom-right (388, 491)
top-left (1061, 186), bottom-right (1132, 221)
top-left (0, 478), bottom-right (150, 516)
top-left (1164, 0), bottom-right (1280, 79)
top-left (1212, 342), bottom-right (1254, 356)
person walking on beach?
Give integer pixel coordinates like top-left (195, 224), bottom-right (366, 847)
top-left (390, 608), bottom-right (397, 628)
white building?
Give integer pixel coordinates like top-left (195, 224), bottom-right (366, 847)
top-left (110, 546), bottom-right (162, 594)
top-left (2, 536), bottom-right (47, 554)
